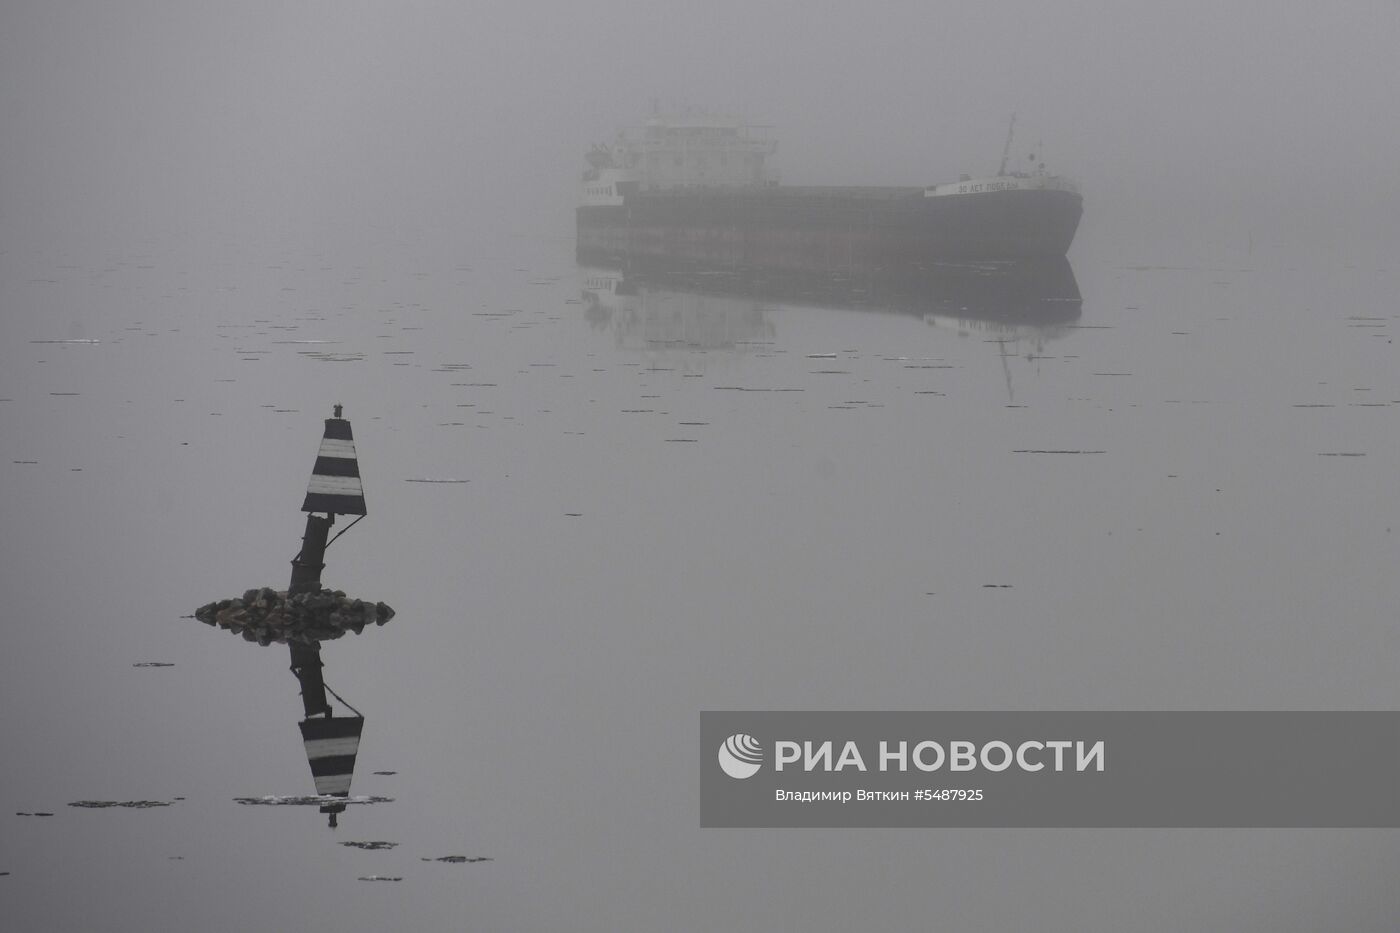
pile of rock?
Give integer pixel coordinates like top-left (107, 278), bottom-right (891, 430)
top-left (194, 587), bottom-right (395, 645)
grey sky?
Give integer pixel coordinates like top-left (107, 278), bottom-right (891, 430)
top-left (3, 1), bottom-right (1398, 248)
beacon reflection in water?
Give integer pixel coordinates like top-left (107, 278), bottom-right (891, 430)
top-left (578, 255), bottom-right (1082, 353)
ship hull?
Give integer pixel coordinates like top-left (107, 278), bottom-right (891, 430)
top-left (577, 186), bottom-right (1081, 269)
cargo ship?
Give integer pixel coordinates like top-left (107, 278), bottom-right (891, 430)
top-left (577, 110), bottom-right (1082, 270)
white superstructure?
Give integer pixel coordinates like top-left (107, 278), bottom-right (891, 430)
top-left (580, 166), bottom-right (632, 207)
top-left (580, 109), bottom-right (778, 205)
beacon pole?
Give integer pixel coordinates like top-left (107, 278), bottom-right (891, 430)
top-left (288, 512), bottom-right (335, 718)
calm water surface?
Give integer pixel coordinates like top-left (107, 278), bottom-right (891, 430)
top-left (2, 224), bottom-right (1398, 931)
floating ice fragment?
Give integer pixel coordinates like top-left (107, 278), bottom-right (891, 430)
top-left (421, 856), bottom-right (492, 864)
top-left (234, 795), bottom-right (393, 807)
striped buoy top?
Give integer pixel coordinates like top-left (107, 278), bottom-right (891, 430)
top-left (301, 415), bottom-right (367, 516)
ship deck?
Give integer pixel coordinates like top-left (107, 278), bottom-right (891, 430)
top-left (635, 185), bottom-right (927, 201)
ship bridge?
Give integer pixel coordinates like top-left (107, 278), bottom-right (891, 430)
top-left (621, 112), bottom-right (778, 191)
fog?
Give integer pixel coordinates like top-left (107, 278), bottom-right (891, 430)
top-left (4, 2), bottom-right (1398, 253)
top-left (4, 3), bottom-right (1400, 931)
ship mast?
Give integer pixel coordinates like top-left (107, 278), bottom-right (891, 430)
top-left (997, 113), bottom-right (1017, 177)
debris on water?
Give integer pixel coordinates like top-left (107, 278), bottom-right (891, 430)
top-left (405, 478), bottom-right (468, 484)
top-left (68, 800), bottom-right (173, 809)
top-left (982, 584), bottom-right (1013, 589)
top-left (16, 812), bottom-right (54, 817)
top-left (372, 771), bottom-right (398, 776)
top-left (132, 662), bottom-right (174, 668)
top-left (341, 841), bottom-right (398, 850)
top-left (1013, 449), bottom-right (1106, 454)
top-left (357, 875), bottom-right (403, 882)
top-left (299, 350), bottom-right (366, 363)
top-left (193, 587), bottom-right (395, 645)
top-left (421, 856), bottom-right (493, 864)
top-left (1318, 452), bottom-right (1366, 457)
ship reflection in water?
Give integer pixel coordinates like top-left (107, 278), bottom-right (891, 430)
top-left (578, 254), bottom-right (1082, 357)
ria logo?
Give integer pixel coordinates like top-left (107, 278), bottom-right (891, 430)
top-left (718, 733), bottom-right (764, 779)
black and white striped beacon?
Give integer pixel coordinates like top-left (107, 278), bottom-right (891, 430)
top-left (289, 404), bottom-right (368, 826)
top-left (300, 403), bottom-right (367, 516)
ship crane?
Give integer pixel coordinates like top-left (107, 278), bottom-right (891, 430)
top-left (997, 113), bottom-right (1017, 177)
